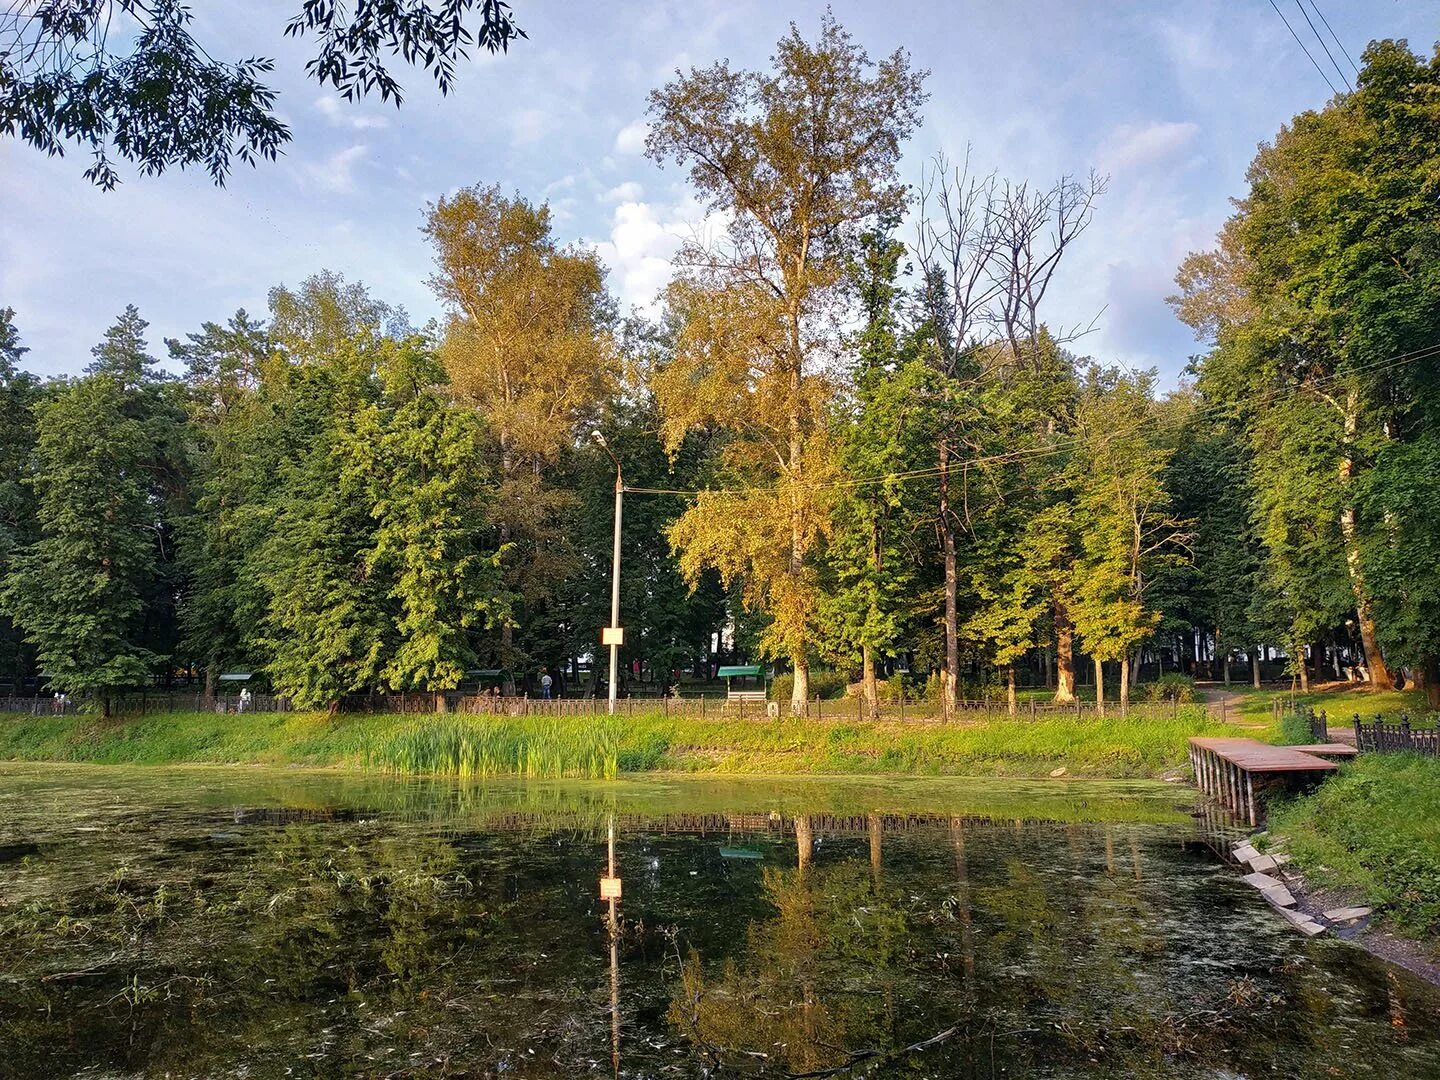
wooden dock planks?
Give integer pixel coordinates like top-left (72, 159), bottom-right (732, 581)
top-left (1188, 737), bottom-right (1339, 826)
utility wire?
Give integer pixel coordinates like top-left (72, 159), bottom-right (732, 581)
top-left (1268, 0), bottom-right (1340, 96)
top-left (1308, 0), bottom-right (1361, 79)
top-left (622, 340), bottom-right (1440, 500)
top-left (1294, 0), bottom-right (1352, 90)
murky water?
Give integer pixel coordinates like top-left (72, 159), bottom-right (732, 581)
top-left (1, 764), bottom-right (1437, 1078)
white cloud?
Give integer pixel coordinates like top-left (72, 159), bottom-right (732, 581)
top-left (613, 119), bottom-right (648, 155)
top-left (601, 180), bottom-right (644, 203)
top-left (1097, 121), bottom-right (1200, 174)
top-left (590, 197), bottom-right (707, 311)
top-left (303, 144), bottom-right (369, 195)
top-left (314, 95), bottom-right (390, 130)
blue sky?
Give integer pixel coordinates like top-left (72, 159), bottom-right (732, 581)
top-left (1, 1), bottom-right (1433, 382)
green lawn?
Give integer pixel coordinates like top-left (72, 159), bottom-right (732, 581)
top-left (0, 704), bottom-right (1260, 780)
top-left (1210, 683), bottom-right (1433, 728)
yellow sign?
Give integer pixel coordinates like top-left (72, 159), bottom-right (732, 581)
top-left (602, 627), bottom-right (625, 646)
top-left (599, 875), bottom-right (623, 899)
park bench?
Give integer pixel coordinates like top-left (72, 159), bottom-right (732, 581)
top-left (724, 689), bottom-right (770, 715)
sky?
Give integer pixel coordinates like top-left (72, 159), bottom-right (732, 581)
top-left (1, 1), bottom-right (1434, 383)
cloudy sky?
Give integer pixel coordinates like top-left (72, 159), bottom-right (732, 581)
top-left (1, 1), bottom-right (1433, 382)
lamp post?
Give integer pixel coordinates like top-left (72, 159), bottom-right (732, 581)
top-left (592, 432), bottom-right (623, 716)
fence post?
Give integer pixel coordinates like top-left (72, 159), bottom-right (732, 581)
top-left (1353, 714), bottom-right (1362, 751)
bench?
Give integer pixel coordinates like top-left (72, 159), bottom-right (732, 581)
top-left (724, 689), bottom-right (769, 715)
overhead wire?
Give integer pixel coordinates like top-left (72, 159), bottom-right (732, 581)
top-left (1294, 0), bottom-right (1352, 91)
top-left (1308, 0), bottom-right (1361, 79)
top-left (1268, 0), bottom-right (1340, 96)
top-left (621, 340), bottom-right (1440, 500)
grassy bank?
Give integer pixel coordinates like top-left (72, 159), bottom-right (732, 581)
top-left (0, 704), bottom-right (1254, 779)
top-left (1268, 753), bottom-right (1440, 939)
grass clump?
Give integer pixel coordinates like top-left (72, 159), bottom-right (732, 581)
top-left (1269, 753), bottom-right (1440, 937)
top-left (368, 716), bottom-right (619, 779)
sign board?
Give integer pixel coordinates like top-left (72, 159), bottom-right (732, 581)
top-left (602, 627), bottom-right (625, 646)
top-left (599, 875), bottom-right (623, 899)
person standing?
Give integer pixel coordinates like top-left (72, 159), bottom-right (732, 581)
top-left (540, 670), bottom-right (553, 700)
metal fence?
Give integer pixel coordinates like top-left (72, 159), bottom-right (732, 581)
top-left (1353, 715), bottom-right (1440, 755)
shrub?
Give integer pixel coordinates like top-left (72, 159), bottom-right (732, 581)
top-left (769, 670), bottom-right (848, 703)
top-left (1142, 673), bottom-right (1196, 704)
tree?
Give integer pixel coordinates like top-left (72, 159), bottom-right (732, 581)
top-left (424, 184), bottom-right (616, 691)
top-left (353, 342), bottom-right (510, 692)
top-left (816, 222), bottom-right (931, 719)
top-left (1067, 368), bottom-right (1189, 712)
top-left (0, 308), bottom-right (40, 685)
top-left (1172, 40), bottom-right (1440, 693)
top-left (0, 374), bottom-right (160, 712)
top-left (2, 0), bottom-right (524, 188)
top-left (914, 157), bottom-right (1106, 709)
top-left (647, 14), bottom-right (926, 714)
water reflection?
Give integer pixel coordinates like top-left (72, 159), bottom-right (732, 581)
top-left (0, 765), bottom-right (1437, 1078)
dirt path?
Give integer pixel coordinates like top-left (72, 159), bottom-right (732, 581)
top-left (1196, 683), bottom-right (1269, 729)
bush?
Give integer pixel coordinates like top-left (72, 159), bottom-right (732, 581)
top-left (1277, 712), bottom-right (1312, 745)
top-left (769, 670), bottom-right (848, 703)
top-left (1142, 673), bottom-right (1196, 704)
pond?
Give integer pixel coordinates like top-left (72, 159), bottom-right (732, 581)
top-left (1, 764), bottom-right (1437, 1078)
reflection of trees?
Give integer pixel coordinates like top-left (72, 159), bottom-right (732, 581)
top-left (668, 828), bottom-right (917, 1076)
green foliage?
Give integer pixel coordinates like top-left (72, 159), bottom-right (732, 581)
top-left (2, 1), bottom-right (524, 188)
top-left (0, 373), bottom-right (161, 707)
top-left (1270, 753), bottom-right (1440, 937)
top-left (770, 670), bottom-right (849, 703)
top-left (1141, 673), bottom-right (1196, 704)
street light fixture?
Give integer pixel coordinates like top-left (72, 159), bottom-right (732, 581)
top-left (592, 431), bottom-right (623, 716)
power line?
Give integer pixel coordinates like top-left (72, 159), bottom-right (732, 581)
top-left (622, 340), bottom-right (1440, 500)
top-left (1294, 0), bottom-right (1352, 91)
top-left (1268, 0), bottom-right (1340, 96)
top-left (1308, 0), bottom-right (1361, 79)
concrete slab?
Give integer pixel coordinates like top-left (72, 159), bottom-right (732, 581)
top-left (1243, 872), bottom-right (1283, 890)
top-left (1233, 843), bottom-right (1260, 863)
top-left (1248, 854), bottom-right (1279, 873)
top-left (1262, 884), bottom-right (1297, 907)
top-left (1322, 906), bottom-right (1373, 923)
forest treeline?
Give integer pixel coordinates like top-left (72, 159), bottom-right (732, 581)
top-left (0, 20), bottom-right (1436, 714)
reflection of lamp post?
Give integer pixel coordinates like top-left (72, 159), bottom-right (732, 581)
top-left (592, 432), bottom-right (623, 716)
top-left (599, 814), bottom-right (623, 1075)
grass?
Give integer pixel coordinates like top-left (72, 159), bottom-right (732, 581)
top-left (0, 703), bottom-right (1258, 780)
top-left (1216, 683), bottom-right (1433, 728)
top-left (1268, 753), bottom-right (1440, 939)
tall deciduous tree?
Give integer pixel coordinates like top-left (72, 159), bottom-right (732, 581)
top-left (424, 184), bottom-right (616, 691)
top-left (647, 14), bottom-right (926, 713)
top-left (0, 374), bottom-right (160, 712)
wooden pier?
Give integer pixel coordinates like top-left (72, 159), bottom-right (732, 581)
top-left (1188, 737), bottom-right (1339, 826)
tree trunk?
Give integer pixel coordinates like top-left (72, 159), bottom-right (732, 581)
top-left (1042, 646), bottom-right (1053, 689)
top-left (1251, 647), bottom-right (1262, 689)
top-left (791, 653), bottom-right (809, 715)
top-left (1119, 655), bottom-right (1131, 713)
top-left (1053, 604), bottom-right (1076, 703)
top-left (1221, 627), bottom-right (1231, 687)
top-left (1006, 665), bottom-right (1017, 717)
top-left (1421, 655), bottom-right (1440, 710)
top-left (1094, 657), bottom-right (1105, 714)
top-left (203, 665), bottom-right (216, 708)
top-left (862, 644), bottom-right (879, 723)
top-left (1297, 642), bottom-right (1310, 693)
top-left (939, 441), bottom-right (959, 717)
top-left (1337, 389), bottom-right (1395, 690)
